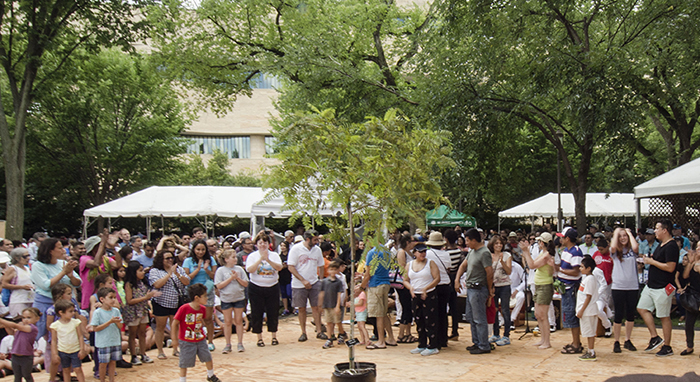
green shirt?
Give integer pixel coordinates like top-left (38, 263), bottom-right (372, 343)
top-left (464, 246), bottom-right (492, 285)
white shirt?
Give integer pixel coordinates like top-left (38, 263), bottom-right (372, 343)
top-left (426, 248), bottom-right (451, 285)
top-left (576, 274), bottom-right (599, 317)
top-left (287, 243), bottom-right (324, 289)
top-left (245, 251), bottom-right (281, 287)
top-left (510, 262), bottom-right (526, 294)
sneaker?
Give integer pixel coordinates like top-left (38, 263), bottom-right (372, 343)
top-left (130, 356), bottom-right (142, 366)
top-left (207, 375), bottom-right (221, 382)
top-left (532, 327), bottom-right (540, 335)
top-left (420, 348), bottom-right (439, 356)
top-left (509, 325), bottom-right (515, 332)
top-left (656, 345), bottom-right (673, 357)
top-left (317, 332), bottom-right (329, 340)
top-left (469, 347), bottom-right (491, 354)
top-left (623, 340), bottom-right (637, 351)
top-left (579, 351), bottom-right (597, 361)
top-left (298, 333), bottom-right (308, 342)
top-left (495, 337), bottom-right (511, 346)
top-left (466, 344), bottom-right (479, 351)
top-left (208, 343), bottom-right (216, 351)
top-left (338, 337), bottom-right (345, 345)
top-left (604, 327), bottom-right (612, 338)
top-left (550, 325), bottom-right (557, 332)
top-left (281, 309), bottom-right (290, 316)
top-left (329, 335), bottom-right (337, 341)
top-left (613, 341), bottom-right (621, 353)
top-left (411, 347), bottom-right (426, 354)
top-left (323, 340), bottom-right (334, 349)
top-left (338, 333), bottom-right (347, 341)
top-left (115, 359), bottom-right (132, 369)
top-left (644, 336), bottom-right (664, 352)
top-left (237, 343), bottom-right (245, 352)
top-left (140, 355), bottom-right (153, 364)
top-left (488, 335), bottom-right (501, 343)
top-left (222, 345), bottom-right (232, 354)
top-left (166, 339), bottom-right (172, 348)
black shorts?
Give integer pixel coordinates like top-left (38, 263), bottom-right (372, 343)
top-left (152, 300), bottom-right (178, 317)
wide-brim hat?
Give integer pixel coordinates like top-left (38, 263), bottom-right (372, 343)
top-left (536, 232), bottom-right (553, 244)
top-left (425, 232), bottom-right (446, 247)
top-left (84, 236), bottom-right (101, 254)
top-left (0, 251), bottom-right (10, 264)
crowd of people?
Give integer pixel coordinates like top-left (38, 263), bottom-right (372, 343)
top-left (0, 218), bottom-right (694, 381)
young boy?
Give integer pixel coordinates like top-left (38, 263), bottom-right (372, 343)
top-left (318, 262), bottom-right (344, 349)
top-left (50, 300), bottom-right (88, 382)
top-left (89, 288), bottom-right (123, 382)
top-left (172, 283), bottom-right (221, 382)
top-left (592, 238), bottom-right (613, 337)
top-left (576, 256), bottom-right (599, 361)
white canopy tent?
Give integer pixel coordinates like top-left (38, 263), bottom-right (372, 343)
top-left (635, 157), bottom-right (700, 199)
top-left (250, 191), bottom-right (347, 236)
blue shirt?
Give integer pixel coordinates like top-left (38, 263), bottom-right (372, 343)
top-left (134, 254), bottom-right (154, 269)
top-left (182, 257), bottom-right (218, 286)
top-left (365, 247), bottom-right (390, 288)
top-left (90, 307), bottom-right (122, 348)
top-left (30, 260), bottom-right (80, 299)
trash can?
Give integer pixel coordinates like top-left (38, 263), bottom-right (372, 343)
top-left (331, 362), bottom-right (377, 382)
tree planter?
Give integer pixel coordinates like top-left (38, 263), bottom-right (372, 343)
top-left (331, 362), bottom-right (377, 382)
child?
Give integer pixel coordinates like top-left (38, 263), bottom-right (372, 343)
top-left (50, 300), bottom-right (88, 382)
top-left (89, 274), bottom-right (114, 317)
top-left (352, 283), bottom-right (369, 345)
top-left (123, 261), bottom-right (161, 365)
top-left (318, 262), bottom-right (344, 349)
top-left (113, 265), bottom-right (127, 307)
top-left (46, 284), bottom-right (88, 382)
top-left (0, 307), bottom-right (41, 382)
top-left (172, 283), bottom-right (221, 382)
top-left (335, 261), bottom-right (349, 344)
top-left (592, 238), bottom-right (613, 337)
top-left (576, 256), bottom-right (599, 361)
top-left (214, 249), bottom-right (248, 354)
top-left (89, 288), bottom-right (123, 382)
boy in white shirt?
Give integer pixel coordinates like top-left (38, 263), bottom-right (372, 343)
top-left (576, 256), bottom-right (599, 361)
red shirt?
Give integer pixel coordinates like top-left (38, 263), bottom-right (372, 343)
top-left (593, 251), bottom-right (613, 285)
top-left (174, 303), bottom-right (206, 342)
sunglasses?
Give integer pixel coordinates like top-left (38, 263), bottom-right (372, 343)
top-left (22, 255), bottom-right (30, 258)
top-left (164, 256), bottom-right (174, 260)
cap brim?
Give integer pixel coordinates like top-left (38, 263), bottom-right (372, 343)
top-left (555, 233), bottom-right (565, 237)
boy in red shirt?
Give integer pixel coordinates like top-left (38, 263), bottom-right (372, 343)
top-left (172, 283), bottom-right (221, 382)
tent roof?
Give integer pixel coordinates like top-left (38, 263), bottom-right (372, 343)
top-left (251, 191), bottom-right (343, 218)
top-left (498, 193), bottom-right (650, 219)
top-left (634, 157), bottom-right (700, 199)
top-left (83, 186), bottom-right (264, 218)
top-left (426, 205), bottom-right (477, 228)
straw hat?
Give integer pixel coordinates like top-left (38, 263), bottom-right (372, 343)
top-left (425, 232), bottom-right (446, 247)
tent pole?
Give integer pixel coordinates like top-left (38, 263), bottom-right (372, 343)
top-left (83, 217), bottom-right (89, 240)
top-left (205, 216), bottom-right (209, 238)
top-left (250, 216), bottom-right (255, 237)
top-left (108, 218), bottom-right (111, 232)
top-left (498, 217), bottom-right (501, 233)
top-left (531, 216), bottom-right (534, 232)
top-left (635, 198), bottom-right (641, 230)
top-left (146, 217), bottom-right (151, 241)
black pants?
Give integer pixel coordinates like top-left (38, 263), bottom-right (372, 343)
top-left (435, 284), bottom-right (450, 348)
top-left (448, 272), bottom-right (460, 336)
top-left (612, 289), bottom-right (638, 324)
top-left (413, 290), bottom-right (438, 349)
top-left (12, 355), bottom-right (33, 382)
top-left (249, 283), bottom-right (280, 333)
top-left (396, 287), bottom-right (413, 325)
top-left (686, 309), bottom-right (699, 348)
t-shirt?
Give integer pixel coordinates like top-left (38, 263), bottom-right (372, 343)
top-left (12, 324), bottom-right (38, 356)
top-left (492, 252), bottom-right (512, 287)
top-left (364, 247), bottom-right (391, 288)
top-left (354, 291), bottom-right (367, 313)
top-left (182, 256), bottom-right (218, 288)
top-left (89, 307), bottom-right (122, 348)
top-left (611, 248), bottom-right (639, 290)
top-left (134, 254), bottom-right (154, 269)
top-left (576, 274), bottom-right (599, 317)
top-left (425, 249), bottom-right (451, 285)
top-left (174, 303), bottom-right (206, 342)
top-left (464, 246), bottom-right (492, 286)
top-left (50, 319), bottom-right (82, 353)
top-left (557, 245), bottom-right (583, 286)
top-left (320, 277), bottom-right (343, 309)
top-left (592, 251), bottom-right (613, 285)
top-left (79, 255), bottom-right (97, 310)
top-left (214, 265), bottom-right (248, 303)
top-left (287, 243), bottom-right (324, 289)
top-left (445, 248), bottom-right (464, 273)
top-left (578, 243), bottom-right (596, 256)
top-left (648, 240), bottom-right (679, 289)
top-left (245, 251), bottom-right (281, 287)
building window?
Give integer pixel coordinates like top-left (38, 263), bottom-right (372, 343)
top-left (265, 136), bottom-right (276, 155)
top-left (250, 73), bottom-right (282, 89)
top-left (185, 136), bottom-right (251, 159)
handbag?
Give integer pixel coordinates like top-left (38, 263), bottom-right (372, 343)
top-left (389, 266), bottom-right (404, 289)
top-left (678, 288), bottom-right (700, 312)
top-left (171, 270), bottom-right (191, 307)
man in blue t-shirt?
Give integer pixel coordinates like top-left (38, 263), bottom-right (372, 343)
top-left (359, 246), bottom-right (396, 349)
top-left (556, 227), bottom-right (583, 354)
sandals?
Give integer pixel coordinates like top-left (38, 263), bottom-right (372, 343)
top-left (406, 335), bottom-right (418, 343)
top-left (157, 353), bottom-right (167, 360)
top-left (560, 344), bottom-right (584, 354)
top-left (397, 335), bottom-right (410, 343)
top-left (366, 343), bottom-right (387, 350)
top-left (271, 338), bottom-right (279, 346)
top-left (257, 339), bottom-right (265, 347)
top-left (172, 350), bottom-right (180, 357)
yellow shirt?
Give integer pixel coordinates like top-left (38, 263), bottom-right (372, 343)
top-left (50, 318), bottom-right (81, 353)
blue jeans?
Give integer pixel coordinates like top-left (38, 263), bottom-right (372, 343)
top-left (465, 287), bottom-right (489, 350)
top-left (493, 285), bottom-right (511, 338)
top-left (562, 283), bottom-right (580, 329)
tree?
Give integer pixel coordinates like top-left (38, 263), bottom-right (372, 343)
top-left (26, 48), bottom-right (188, 234)
top-left (267, 107), bottom-right (452, 369)
top-left (0, 0), bottom-right (148, 239)
top-left (170, 151), bottom-right (262, 187)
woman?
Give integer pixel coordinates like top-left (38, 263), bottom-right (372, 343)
top-left (149, 249), bottom-right (190, 359)
top-left (403, 243), bottom-right (440, 356)
top-left (30, 238), bottom-right (81, 339)
top-left (182, 239), bottom-right (218, 350)
top-left (610, 227), bottom-right (640, 353)
top-left (395, 233), bottom-right (417, 343)
top-left (680, 243), bottom-right (700, 356)
top-left (519, 233), bottom-right (555, 349)
top-left (245, 232), bottom-right (283, 347)
top-left (488, 235), bottom-right (512, 346)
top-left (3, 247), bottom-right (34, 319)
top-left (278, 241), bottom-right (293, 316)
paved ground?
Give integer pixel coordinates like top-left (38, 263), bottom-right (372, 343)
top-left (114, 314), bottom-right (699, 382)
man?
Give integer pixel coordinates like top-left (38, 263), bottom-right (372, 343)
top-left (672, 224), bottom-right (691, 251)
top-left (134, 240), bottom-right (155, 270)
top-left (455, 228), bottom-right (494, 354)
top-left (579, 233), bottom-right (596, 256)
top-left (0, 239), bottom-right (13, 253)
top-left (506, 232), bottom-right (522, 265)
top-left (359, 242), bottom-right (397, 349)
top-left (181, 234), bottom-right (192, 249)
top-left (206, 238), bottom-right (220, 258)
top-left (237, 237), bottom-right (255, 267)
top-left (28, 232), bottom-right (47, 261)
top-left (279, 230), bottom-right (295, 252)
top-left (69, 241), bottom-right (86, 262)
top-left (118, 228), bottom-right (130, 248)
top-left (287, 230), bottom-right (325, 342)
top-left (556, 227), bottom-right (584, 355)
top-left (638, 219), bottom-right (678, 357)
top-left (638, 228), bottom-right (657, 256)
top-left (130, 236), bottom-right (145, 258)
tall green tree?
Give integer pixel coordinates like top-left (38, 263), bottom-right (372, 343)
top-left (171, 151), bottom-right (262, 187)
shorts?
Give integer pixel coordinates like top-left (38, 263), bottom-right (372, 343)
top-left (579, 315), bottom-right (597, 338)
top-left (96, 346), bottom-right (122, 364)
top-left (58, 351), bottom-right (81, 369)
top-left (178, 340), bottom-right (212, 368)
top-left (206, 288), bottom-right (216, 307)
top-left (152, 300), bottom-right (178, 317)
top-left (221, 299), bottom-right (246, 310)
top-left (355, 310), bottom-right (367, 322)
top-left (127, 315), bottom-right (150, 327)
top-left (534, 284), bottom-right (554, 305)
top-left (292, 283), bottom-right (321, 308)
top-left (561, 284), bottom-right (580, 329)
top-left (367, 284), bottom-right (390, 318)
top-left (637, 285), bottom-right (673, 318)
top-left (323, 308), bottom-right (341, 324)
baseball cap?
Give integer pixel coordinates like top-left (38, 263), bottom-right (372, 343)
top-left (414, 243), bottom-right (428, 252)
top-left (536, 232), bottom-right (553, 243)
top-left (645, 228), bottom-right (655, 235)
top-left (508, 232), bottom-right (517, 238)
top-left (673, 224), bottom-right (682, 230)
top-left (284, 230), bottom-right (294, 237)
top-left (556, 227), bottom-right (578, 240)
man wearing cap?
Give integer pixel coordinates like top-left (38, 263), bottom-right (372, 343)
top-left (278, 230), bottom-right (295, 253)
top-left (638, 228), bottom-right (657, 257)
top-left (507, 232), bottom-right (522, 265)
top-left (556, 226), bottom-right (584, 354)
top-left (455, 228), bottom-right (494, 354)
top-left (288, 230), bottom-right (326, 342)
top-left (672, 224), bottom-right (691, 251)
top-left (425, 232), bottom-right (452, 348)
top-left (579, 233), bottom-right (596, 256)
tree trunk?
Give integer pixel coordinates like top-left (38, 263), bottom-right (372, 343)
top-left (3, 151), bottom-right (25, 240)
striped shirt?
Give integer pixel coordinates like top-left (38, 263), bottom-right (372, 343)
top-left (445, 248), bottom-right (464, 273)
top-left (557, 245), bottom-right (583, 286)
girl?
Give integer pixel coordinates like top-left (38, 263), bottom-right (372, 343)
top-left (45, 284), bottom-right (88, 382)
top-left (214, 250), bottom-right (248, 353)
top-left (352, 283), bottom-right (369, 345)
top-left (0, 308), bottom-right (41, 382)
top-left (50, 300), bottom-right (87, 382)
top-left (124, 261), bottom-right (161, 365)
top-left (610, 227), bottom-right (640, 353)
top-left (89, 273), bottom-right (114, 317)
top-left (113, 266), bottom-right (127, 308)
top-left (182, 239), bottom-right (218, 351)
